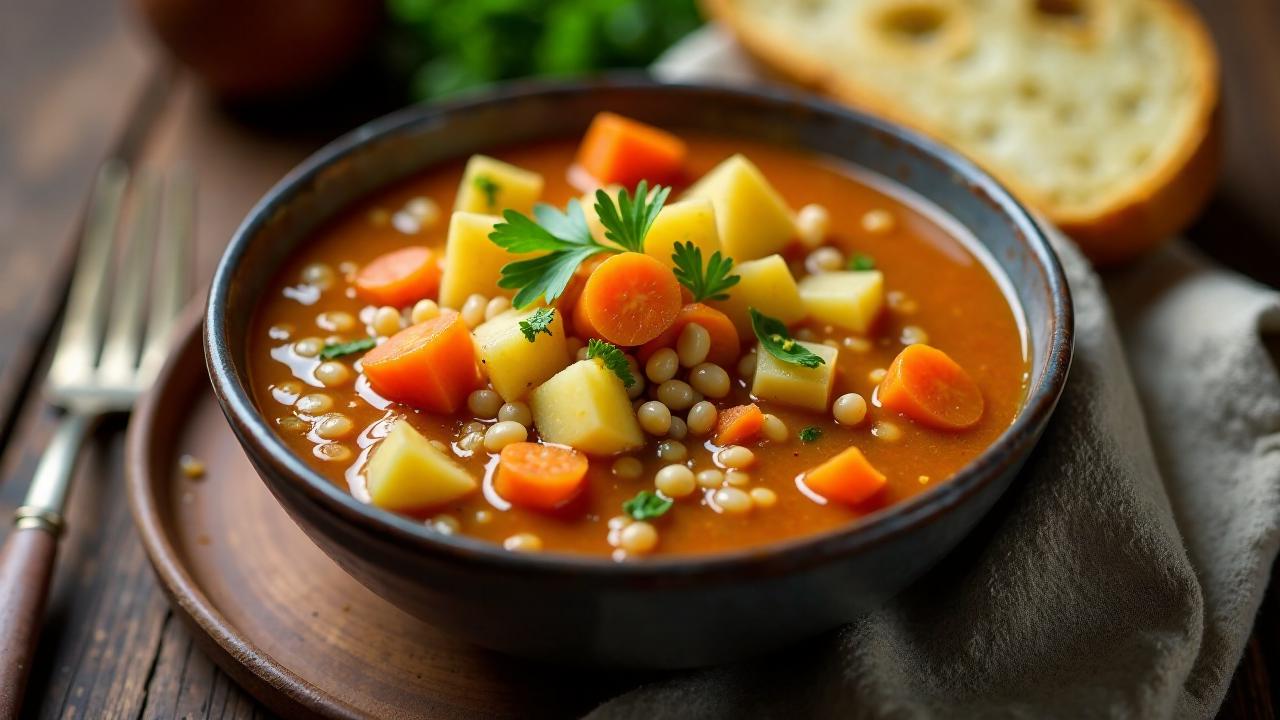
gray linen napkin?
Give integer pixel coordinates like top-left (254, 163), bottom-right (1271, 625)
top-left (586, 28), bottom-right (1280, 719)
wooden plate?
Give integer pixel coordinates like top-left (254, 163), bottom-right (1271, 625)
top-left (126, 309), bottom-right (642, 719)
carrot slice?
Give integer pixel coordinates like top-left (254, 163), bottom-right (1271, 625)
top-left (715, 403), bottom-right (764, 446)
top-left (801, 447), bottom-right (887, 506)
top-left (579, 253), bottom-right (682, 346)
top-left (576, 112), bottom-right (688, 187)
top-left (362, 310), bottom-right (482, 413)
top-left (494, 442), bottom-right (589, 511)
top-left (637, 303), bottom-right (741, 368)
top-left (878, 344), bottom-right (984, 430)
top-left (354, 246), bottom-right (443, 307)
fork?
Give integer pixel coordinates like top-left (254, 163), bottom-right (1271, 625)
top-left (0, 161), bottom-right (193, 717)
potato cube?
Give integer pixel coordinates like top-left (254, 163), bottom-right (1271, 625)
top-left (683, 154), bottom-right (795, 261)
top-left (531, 359), bottom-right (644, 455)
top-left (367, 420), bottom-right (478, 511)
top-left (643, 198), bottom-right (721, 269)
top-left (438, 212), bottom-right (534, 309)
top-left (798, 271), bottom-right (885, 334)
top-left (751, 341), bottom-right (839, 412)
top-left (710, 254), bottom-right (807, 336)
top-left (473, 307), bottom-right (570, 401)
top-left (454, 155), bottom-right (544, 215)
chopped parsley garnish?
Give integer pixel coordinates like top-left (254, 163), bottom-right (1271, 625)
top-left (799, 426), bottom-right (823, 443)
top-left (518, 307), bottom-right (556, 342)
top-left (848, 253), bottom-right (876, 271)
top-left (474, 175), bottom-right (500, 208)
top-left (671, 241), bottom-right (740, 302)
top-left (586, 338), bottom-right (635, 388)
top-left (623, 490), bottom-right (673, 520)
top-left (488, 182), bottom-right (670, 308)
top-left (319, 337), bottom-right (376, 360)
top-left (749, 308), bottom-right (827, 369)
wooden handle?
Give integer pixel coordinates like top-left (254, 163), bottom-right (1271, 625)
top-left (0, 525), bottom-right (58, 719)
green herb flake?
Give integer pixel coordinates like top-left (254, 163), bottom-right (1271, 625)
top-left (799, 426), bottom-right (823, 443)
top-left (319, 337), bottom-right (377, 360)
top-left (518, 306), bottom-right (556, 342)
top-left (848, 253), bottom-right (876, 271)
top-left (671, 241), bottom-right (740, 302)
top-left (593, 181), bottom-right (671, 253)
top-left (474, 175), bottom-right (500, 208)
top-left (623, 490), bottom-right (673, 521)
top-left (749, 308), bottom-right (826, 369)
top-left (586, 338), bottom-right (636, 388)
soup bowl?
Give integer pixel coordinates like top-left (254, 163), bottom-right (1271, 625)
top-left (206, 77), bottom-right (1073, 668)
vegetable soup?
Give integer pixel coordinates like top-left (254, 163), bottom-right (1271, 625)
top-left (249, 113), bottom-right (1027, 559)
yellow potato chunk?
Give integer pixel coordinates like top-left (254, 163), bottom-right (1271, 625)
top-left (751, 341), bottom-right (839, 412)
top-left (798, 270), bottom-right (885, 334)
top-left (710, 254), bottom-right (807, 336)
top-left (683, 154), bottom-right (795, 261)
top-left (438, 212), bottom-right (534, 309)
top-left (643, 198), bottom-right (721, 269)
top-left (367, 419), bottom-right (477, 511)
top-left (454, 155), bottom-right (544, 215)
top-left (473, 307), bottom-right (570, 401)
top-left (531, 359), bottom-right (644, 456)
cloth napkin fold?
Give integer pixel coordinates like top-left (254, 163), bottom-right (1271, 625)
top-left (586, 28), bottom-right (1280, 719)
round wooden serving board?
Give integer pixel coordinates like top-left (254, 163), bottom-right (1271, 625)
top-left (126, 311), bottom-right (642, 719)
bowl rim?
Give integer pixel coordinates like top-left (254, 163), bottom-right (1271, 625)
top-left (206, 74), bottom-right (1073, 582)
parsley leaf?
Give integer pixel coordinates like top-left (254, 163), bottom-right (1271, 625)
top-left (593, 181), bottom-right (670, 253)
top-left (319, 337), bottom-right (376, 360)
top-left (474, 175), bottom-right (500, 208)
top-left (586, 338), bottom-right (635, 388)
top-left (799, 426), bottom-right (823, 443)
top-left (518, 307), bottom-right (555, 342)
top-left (749, 308), bottom-right (826, 369)
top-left (671, 241), bottom-right (740, 302)
top-left (848, 253), bottom-right (876, 271)
top-left (490, 199), bottom-right (612, 308)
top-left (623, 490), bottom-right (673, 520)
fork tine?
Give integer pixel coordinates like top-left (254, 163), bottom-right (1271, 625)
top-left (48, 161), bottom-right (129, 389)
top-left (139, 170), bottom-right (195, 381)
top-left (98, 172), bottom-right (161, 385)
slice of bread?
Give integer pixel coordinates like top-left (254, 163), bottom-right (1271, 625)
top-left (702, 0), bottom-right (1220, 264)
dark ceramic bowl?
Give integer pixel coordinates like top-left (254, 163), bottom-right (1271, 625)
top-left (206, 77), bottom-right (1073, 668)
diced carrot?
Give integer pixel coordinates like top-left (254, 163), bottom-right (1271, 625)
top-left (494, 442), bottom-right (590, 511)
top-left (579, 253), bottom-right (682, 346)
top-left (801, 447), bottom-right (887, 506)
top-left (354, 246), bottom-right (443, 307)
top-left (637, 303), bottom-right (741, 368)
top-left (576, 112), bottom-right (688, 188)
top-left (715, 403), bottom-right (764, 446)
top-left (571, 294), bottom-right (605, 341)
top-left (361, 310), bottom-right (482, 413)
top-left (878, 344), bottom-right (984, 430)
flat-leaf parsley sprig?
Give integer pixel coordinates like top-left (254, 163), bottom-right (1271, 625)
top-left (518, 307), bottom-right (556, 342)
top-left (671, 241), bottom-right (739, 302)
top-left (749, 308), bottom-right (826, 369)
top-left (586, 338), bottom-right (636, 388)
top-left (593, 181), bottom-right (670, 253)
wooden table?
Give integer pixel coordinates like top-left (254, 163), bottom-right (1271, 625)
top-left (1, 1), bottom-right (1277, 717)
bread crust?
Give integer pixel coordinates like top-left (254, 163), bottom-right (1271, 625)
top-left (702, 0), bottom-right (1221, 265)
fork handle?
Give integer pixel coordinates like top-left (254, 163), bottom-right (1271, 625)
top-left (0, 412), bottom-right (93, 718)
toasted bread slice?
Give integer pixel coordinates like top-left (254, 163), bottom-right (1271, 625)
top-left (703, 0), bottom-right (1220, 264)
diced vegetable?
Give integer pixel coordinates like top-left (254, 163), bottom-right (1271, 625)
top-left (576, 112), bottom-right (687, 187)
top-left (354, 246), bottom-right (443, 307)
top-left (571, 292), bottom-right (605, 341)
top-left (637, 302), bottom-right (740, 367)
top-left (751, 339), bottom-right (838, 412)
top-left (362, 310), bottom-right (482, 413)
top-left (683, 154), bottom-right (794, 262)
top-left (801, 446), bottom-right (886, 506)
top-left (366, 419), bottom-right (478, 511)
top-left (579, 252), bottom-right (682, 346)
top-left (643, 199), bottom-right (720, 269)
top-left (439, 212), bottom-right (533, 309)
top-left (454, 155), bottom-right (544, 215)
top-left (797, 270), bottom-right (884, 334)
top-left (715, 403), bottom-right (764, 446)
top-left (709, 254), bottom-right (806, 336)
top-left (493, 442), bottom-right (589, 511)
top-left (472, 306), bottom-right (570, 402)
top-left (878, 344), bottom-right (984, 430)
top-left (530, 359), bottom-right (645, 455)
